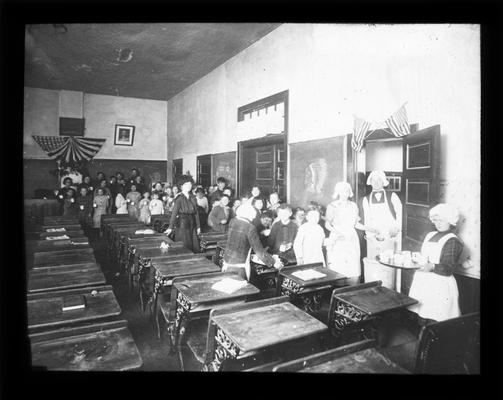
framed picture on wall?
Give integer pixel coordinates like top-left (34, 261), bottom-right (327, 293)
top-left (114, 124), bottom-right (135, 146)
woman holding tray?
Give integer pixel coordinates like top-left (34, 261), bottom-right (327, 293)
top-left (408, 203), bottom-right (462, 322)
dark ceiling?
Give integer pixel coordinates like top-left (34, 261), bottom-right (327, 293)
top-left (25, 23), bottom-right (281, 101)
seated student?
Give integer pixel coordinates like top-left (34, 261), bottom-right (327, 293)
top-left (293, 207), bottom-right (307, 227)
top-left (293, 209), bottom-right (326, 266)
top-left (208, 194), bottom-right (231, 233)
top-left (126, 184), bottom-right (141, 219)
top-left (195, 187), bottom-right (209, 229)
top-left (149, 191), bottom-right (164, 216)
top-left (209, 177), bottom-right (227, 210)
top-left (62, 188), bottom-right (78, 217)
top-left (76, 187), bottom-right (93, 229)
top-left (251, 197), bottom-right (265, 231)
top-left (267, 204), bottom-right (298, 263)
top-left (222, 203), bottom-right (282, 280)
top-left (267, 192), bottom-right (281, 219)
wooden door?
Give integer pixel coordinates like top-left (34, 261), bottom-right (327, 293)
top-left (196, 154), bottom-right (212, 188)
top-left (239, 136), bottom-right (286, 200)
top-left (172, 158), bottom-right (183, 186)
top-left (402, 125), bottom-right (441, 251)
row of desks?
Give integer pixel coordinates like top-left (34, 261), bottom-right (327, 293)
top-left (26, 215), bottom-right (143, 371)
top-left (101, 213), bottom-right (419, 373)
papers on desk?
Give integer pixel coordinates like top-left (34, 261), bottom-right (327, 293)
top-left (291, 269), bottom-right (327, 281)
top-left (46, 227), bottom-right (66, 233)
top-left (159, 241), bottom-right (170, 249)
top-left (211, 278), bottom-right (248, 294)
top-left (46, 235), bottom-right (70, 240)
top-left (251, 254), bottom-right (265, 265)
top-left (134, 229), bottom-right (155, 235)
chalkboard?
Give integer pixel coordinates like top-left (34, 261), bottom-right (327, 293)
top-left (211, 151), bottom-right (236, 189)
top-left (289, 136), bottom-right (345, 208)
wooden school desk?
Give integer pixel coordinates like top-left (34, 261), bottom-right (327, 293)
top-left (30, 320), bottom-right (143, 371)
top-left (272, 339), bottom-right (409, 374)
top-left (169, 272), bottom-right (260, 370)
top-left (30, 249), bottom-right (96, 270)
top-left (110, 225), bottom-right (149, 262)
top-left (28, 263), bottom-right (106, 293)
top-left (150, 213), bottom-right (172, 232)
top-left (199, 232), bottom-right (228, 256)
top-left (25, 237), bottom-right (90, 254)
top-left (328, 281), bottom-right (418, 342)
top-left (149, 257), bottom-right (220, 338)
top-left (27, 285), bottom-right (121, 332)
top-left (212, 240), bottom-right (227, 269)
top-left (204, 297), bottom-right (327, 371)
top-left (117, 230), bottom-right (166, 267)
top-left (40, 224), bottom-right (83, 232)
top-left (277, 263), bottom-right (347, 315)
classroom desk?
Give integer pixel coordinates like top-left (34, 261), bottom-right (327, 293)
top-left (278, 264), bottom-right (347, 315)
top-left (111, 225), bottom-right (150, 260)
top-left (28, 263), bottom-right (106, 293)
top-left (150, 213), bottom-right (171, 232)
top-left (39, 229), bottom-right (85, 239)
top-left (171, 273), bottom-right (260, 370)
top-left (31, 250), bottom-right (96, 270)
top-left (213, 240), bottom-right (227, 269)
top-left (117, 230), bottom-right (166, 267)
top-left (330, 282), bottom-right (418, 339)
top-left (199, 232), bottom-right (228, 255)
top-left (25, 238), bottom-right (90, 254)
top-left (27, 285), bottom-right (121, 332)
top-left (206, 300), bottom-right (327, 372)
top-left (104, 221), bottom-right (144, 251)
top-left (30, 320), bottom-right (143, 371)
top-left (43, 215), bottom-right (79, 225)
top-left (272, 340), bottom-right (409, 374)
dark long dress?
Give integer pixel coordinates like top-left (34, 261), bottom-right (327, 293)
top-left (168, 193), bottom-right (201, 252)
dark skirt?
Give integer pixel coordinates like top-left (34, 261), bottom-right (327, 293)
top-left (175, 214), bottom-right (200, 253)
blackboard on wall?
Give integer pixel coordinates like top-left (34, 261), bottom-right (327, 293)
top-left (289, 136), bottom-right (345, 209)
top-left (211, 151), bottom-right (236, 190)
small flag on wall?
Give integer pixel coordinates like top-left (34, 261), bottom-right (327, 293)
top-left (384, 103), bottom-right (410, 137)
top-left (351, 116), bottom-right (372, 152)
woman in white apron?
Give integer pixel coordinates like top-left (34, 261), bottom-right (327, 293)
top-left (408, 204), bottom-right (462, 322)
top-left (325, 182), bottom-right (366, 284)
top-left (362, 170), bottom-right (402, 288)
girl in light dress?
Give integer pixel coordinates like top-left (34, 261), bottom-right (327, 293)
top-left (92, 188), bottom-right (109, 230)
top-left (126, 184), bottom-right (141, 219)
top-left (115, 192), bottom-right (128, 214)
top-left (149, 191), bottom-right (164, 216)
top-left (138, 191), bottom-right (151, 224)
top-left (293, 209), bottom-right (326, 266)
top-left (325, 182), bottom-right (369, 285)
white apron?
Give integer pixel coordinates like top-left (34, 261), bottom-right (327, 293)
top-left (326, 202), bottom-right (360, 277)
top-left (364, 191), bottom-right (401, 259)
top-left (408, 231), bottom-right (461, 321)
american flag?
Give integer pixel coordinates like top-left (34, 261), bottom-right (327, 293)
top-left (351, 116), bottom-right (372, 152)
top-left (32, 136), bottom-right (106, 163)
top-left (384, 103), bottom-right (410, 137)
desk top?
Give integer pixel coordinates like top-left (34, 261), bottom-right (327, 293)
top-left (40, 225), bottom-right (82, 231)
top-left (200, 232), bottom-right (228, 242)
top-left (280, 264), bottom-right (347, 288)
top-left (33, 248), bottom-right (94, 262)
top-left (28, 264), bottom-right (105, 293)
top-left (299, 347), bottom-right (409, 374)
top-left (153, 258), bottom-right (220, 279)
top-left (30, 320), bottom-right (142, 371)
top-left (335, 285), bottom-right (418, 315)
top-left (145, 253), bottom-right (207, 265)
top-left (26, 239), bottom-right (90, 254)
top-left (137, 246), bottom-right (193, 259)
top-left (27, 285), bottom-right (121, 331)
top-left (212, 301), bottom-right (327, 353)
top-left (175, 274), bottom-right (259, 306)
top-left (125, 234), bottom-right (170, 242)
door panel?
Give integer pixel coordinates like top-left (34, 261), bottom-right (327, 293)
top-left (402, 125), bottom-right (440, 252)
top-left (240, 139), bottom-right (286, 200)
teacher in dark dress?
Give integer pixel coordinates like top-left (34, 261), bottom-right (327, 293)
top-left (164, 175), bottom-right (201, 252)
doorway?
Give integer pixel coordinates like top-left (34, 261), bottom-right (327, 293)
top-left (238, 135), bottom-right (286, 200)
top-left (354, 124), bottom-right (441, 293)
top-left (196, 154), bottom-right (212, 188)
top-left (172, 158), bottom-right (183, 186)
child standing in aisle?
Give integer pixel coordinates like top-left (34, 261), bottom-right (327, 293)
top-left (76, 187), bottom-right (93, 230)
top-left (138, 191), bottom-right (151, 224)
top-left (293, 209), bottom-right (327, 266)
top-left (92, 187), bottom-right (109, 232)
top-left (126, 184), bottom-right (141, 219)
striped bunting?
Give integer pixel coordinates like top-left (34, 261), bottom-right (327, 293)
top-left (32, 136), bottom-right (106, 163)
top-left (384, 103), bottom-right (410, 137)
top-left (351, 116), bottom-right (372, 152)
